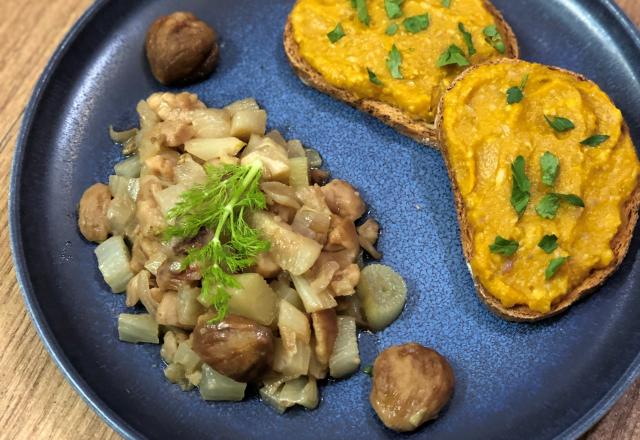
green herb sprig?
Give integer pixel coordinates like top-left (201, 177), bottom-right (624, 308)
top-left (511, 155), bottom-right (531, 217)
top-left (403, 14), bottom-right (429, 33)
top-left (535, 193), bottom-right (584, 219)
top-left (165, 162), bottom-right (270, 323)
top-left (538, 234), bottom-right (558, 254)
top-left (507, 74), bottom-right (529, 105)
top-left (327, 23), bottom-right (346, 43)
top-left (489, 236), bottom-right (519, 256)
top-left (387, 44), bottom-right (403, 79)
top-left (545, 256), bottom-right (569, 279)
top-left (483, 25), bottom-right (505, 54)
top-left (540, 151), bottom-right (559, 187)
top-left (581, 134), bottom-right (610, 147)
top-left (545, 115), bottom-right (575, 133)
top-left (458, 23), bottom-right (476, 57)
top-left (384, 0), bottom-right (404, 19)
top-left (436, 44), bottom-right (469, 68)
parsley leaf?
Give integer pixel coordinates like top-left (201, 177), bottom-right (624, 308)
top-left (327, 23), bottom-right (346, 43)
top-left (442, 0), bottom-right (452, 7)
top-left (545, 115), bottom-right (575, 133)
top-left (535, 193), bottom-right (584, 219)
top-left (354, 0), bottom-right (370, 26)
top-left (436, 44), bottom-right (470, 68)
top-left (489, 236), bottom-right (519, 256)
top-left (384, 0), bottom-right (404, 19)
top-left (458, 23), bottom-right (476, 56)
top-left (367, 68), bottom-right (383, 86)
top-left (540, 151), bottom-right (559, 187)
top-left (403, 14), bottom-right (429, 33)
top-left (545, 256), bottom-right (569, 280)
top-left (581, 134), bottom-right (610, 147)
top-left (511, 155), bottom-right (531, 217)
top-left (483, 24), bottom-right (505, 54)
top-left (165, 163), bottom-right (269, 323)
top-left (363, 365), bottom-right (373, 376)
top-left (386, 23), bottom-right (399, 35)
top-left (506, 74), bottom-right (529, 105)
top-left (538, 234), bottom-right (558, 254)
top-left (386, 44), bottom-right (403, 79)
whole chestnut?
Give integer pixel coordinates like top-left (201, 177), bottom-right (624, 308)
top-left (145, 11), bottom-right (219, 86)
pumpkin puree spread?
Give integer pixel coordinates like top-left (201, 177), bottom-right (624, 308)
top-left (442, 61), bottom-right (640, 313)
top-left (290, 0), bottom-right (508, 123)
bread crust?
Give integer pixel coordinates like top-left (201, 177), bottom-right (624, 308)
top-left (283, 0), bottom-right (519, 150)
top-left (435, 59), bottom-right (640, 321)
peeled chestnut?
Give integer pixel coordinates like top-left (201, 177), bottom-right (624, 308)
top-left (370, 343), bottom-right (455, 432)
top-left (145, 11), bottom-right (219, 86)
top-left (192, 314), bottom-right (274, 383)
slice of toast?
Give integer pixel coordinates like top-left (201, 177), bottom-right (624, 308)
top-left (436, 59), bottom-right (640, 321)
top-left (283, 1), bottom-right (519, 149)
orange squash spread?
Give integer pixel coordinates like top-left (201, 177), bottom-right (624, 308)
top-left (290, 0), bottom-right (510, 123)
top-left (442, 61), bottom-right (640, 313)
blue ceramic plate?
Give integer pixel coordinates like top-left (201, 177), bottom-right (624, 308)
top-left (10, 0), bottom-right (640, 439)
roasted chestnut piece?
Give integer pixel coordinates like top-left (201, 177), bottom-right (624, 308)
top-left (192, 314), bottom-right (275, 383)
top-left (145, 11), bottom-right (219, 86)
top-left (370, 343), bottom-right (455, 432)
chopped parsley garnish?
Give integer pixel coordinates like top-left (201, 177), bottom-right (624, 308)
top-left (538, 234), bottom-right (558, 254)
top-left (403, 14), bottom-right (429, 33)
top-left (353, 0), bottom-right (370, 26)
top-left (387, 44), bottom-right (403, 79)
top-left (436, 44), bottom-right (470, 68)
top-left (367, 68), bottom-right (383, 85)
top-left (535, 193), bottom-right (584, 219)
top-left (386, 23), bottom-right (399, 35)
top-left (442, 0), bottom-right (452, 7)
top-left (458, 23), bottom-right (476, 56)
top-left (544, 115), bottom-right (575, 133)
top-left (384, 0), bottom-right (404, 19)
top-left (545, 256), bottom-right (569, 280)
top-left (540, 151), bottom-right (559, 187)
top-left (327, 23), bottom-right (346, 43)
top-left (483, 24), bottom-right (505, 54)
top-left (506, 74), bottom-right (529, 105)
top-left (164, 163), bottom-right (270, 323)
top-left (489, 236), bottom-right (519, 256)
top-left (511, 155), bottom-right (531, 217)
top-left (363, 365), bottom-right (373, 376)
top-left (581, 134), bottom-right (610, 147)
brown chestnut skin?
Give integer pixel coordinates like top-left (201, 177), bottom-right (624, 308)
top-left (192, 314), bottom-right (274, 383)
top-left (370, 343), bottom-right (455, 432)
top-left (145, 11), bottom-right (219, 86)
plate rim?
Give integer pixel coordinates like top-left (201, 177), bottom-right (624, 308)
top-left (8, 1), bottom-right (640, 439)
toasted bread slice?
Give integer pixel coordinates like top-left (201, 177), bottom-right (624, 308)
top-left (283, 1), bottom-right (519, 149)
top-left (436, 59), bottom-right (640, 321)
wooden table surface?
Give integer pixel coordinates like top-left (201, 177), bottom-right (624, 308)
top-left (1, 1), bottom-right (640, 439)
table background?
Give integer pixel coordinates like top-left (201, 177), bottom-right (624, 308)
top-left (0, 1), bottom-right (639, 439)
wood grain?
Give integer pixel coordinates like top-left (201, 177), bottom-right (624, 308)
top-left (0, 1), bottom-right (639, 439)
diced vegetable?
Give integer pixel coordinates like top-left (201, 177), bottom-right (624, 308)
top-left (289, 157), bottom-right (309, 188)
top-left (164, 363), bottom-right (186, 383)
top-left (286, 139), bottom-right (306, 158)
top-left (249, 212), bottom-right (322, 276)
top-left (186, 369), bottom-right (202, 387)
top-left (241, 138), bottom-right (290, 182)
top-left (259, 377), bottom-right (290, 414)
top-left (127, 270), bottom-right (156, 315)
top-left (224, 97), bottom-right (259, 116)
top-left (174, 154), bottom-right (207, 188)
top-left (143, 251), bottom-right (167, 276)
top-left (270, 278), bottom-right (305, 311)
top-left (95, 235), bottom-right (134, 293)
top-left (114, 155), bottom-right (142, 178)
top-left (260, 182), bottom-right (301, 209)
top-left (136, 100), bottom-right (159, 129)
top-left (156, 292), bottom-right (180, 327)
top-left (280, 376), bottom-right (319, 409)
top-left (108, 175), bottom-right (139, 201)
top-left (137, 133), bottom-right (162, 160)
top-left (174, 340), bottom-right (202, 374)
top-left (308, 347), bottom-right (328, 379)
top-left (117, 313), bottom-right (159, 344)
top-left (191, 108), bottom-right (231, 139)
top-left (199, 364), bottom-right (246, 401)
top-left (153, 184), bottom-right (187, 216)
top-left (305, 148), bottom-right (323, 168)
top-left (184, 137), bottom-right (246, 161)
top-left (273, 336), bottom-right (311, 378)
top-left (329, 316), bottom-right (360, 379)
top-left (291, 274), bottom-right (337, 313)
top-left (356, 264), bottom-right (407, 331)
top-left (230, 109), bottom-right (267, 141)
top-left (278, 300), bottom-right (311, 344)
top-left (160, 330), bottom-right (179, 363)
top-left (227, 273), bottom-right (279, 326)
top-left (107, 195), bottom-right (135, 236)
top-left (177, 285), bottom-right (205, 327)
top-left (266, 129), bottom-right (287, 147)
